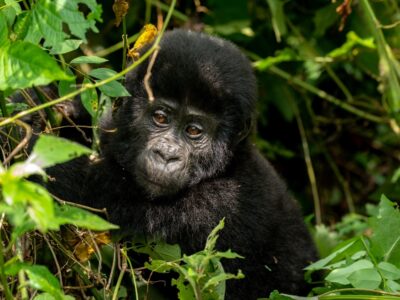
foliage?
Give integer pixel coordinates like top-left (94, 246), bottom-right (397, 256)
top-left (0, 0), bottom-right (400, 299)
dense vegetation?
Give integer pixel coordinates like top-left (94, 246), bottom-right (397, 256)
top-left (0, 0), bottom-right (400, 299)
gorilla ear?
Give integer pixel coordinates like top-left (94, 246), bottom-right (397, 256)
top-left (236, 117), bottom-right (253, 144)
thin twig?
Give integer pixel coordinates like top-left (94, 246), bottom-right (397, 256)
top-left (144, 47), bottom-right (160, 102)
top-left (2, 119), bottom-right (32, 166)
top-left (290, 99), bottom-right (322, 225)
top-left (43, 234), bottom-right (63, 286)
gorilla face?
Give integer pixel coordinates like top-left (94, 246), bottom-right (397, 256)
top-left (102, 29), bottom-right (256, 200)
top-left (134, 98), bottom-right (222, 198)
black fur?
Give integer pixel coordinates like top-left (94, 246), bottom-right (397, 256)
top-left (46, 30), bottom-right (317, 299)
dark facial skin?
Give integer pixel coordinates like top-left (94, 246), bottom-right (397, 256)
top-left (134, 98), bottom-right (217, 198)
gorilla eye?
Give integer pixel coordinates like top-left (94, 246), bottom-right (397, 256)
top-left (152, 110), bottom-right (169, 126)
top-left (186, 124), bottom-right (203, 138)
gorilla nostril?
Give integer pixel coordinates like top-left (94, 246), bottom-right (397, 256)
top-left (153, 149), bottom-right (180, 164)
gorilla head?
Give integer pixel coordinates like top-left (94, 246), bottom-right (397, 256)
top-left (102, 30), bottom-right (257, 199)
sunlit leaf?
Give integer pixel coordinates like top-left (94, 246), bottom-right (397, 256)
top-left (0, 41), bottom-right (73, 91)
top-left (70, 55), bottom-right (108, 64)
top-left (30, 135), bottom-right (92, 169)
top-left (55, 204), bottom-right (119, 231)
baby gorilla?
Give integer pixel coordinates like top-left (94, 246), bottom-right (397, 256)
top-left (46, 29), bottom-right (317, 299)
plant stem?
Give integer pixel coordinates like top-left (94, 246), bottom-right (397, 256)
top-left (121, 16), bottom-right (128, 73)
top-left (112, 262), bottom-right (126, 300)
top-left (266, 65), bottom-right (387, 124)
top-left (359, 0), bottom-right (400, 118)
top-left (290, 98), bottom-right (322, 225)
top-left (0, 230), bottom-right (13, 300)
top-left (16, 239), bottom-right (28, 300)
top-left (0, 91), bottom-right (9, 118)
top-left (145, 0), bottom-right (152, 24)
top-left (94, 33), bottom-right (139, 58)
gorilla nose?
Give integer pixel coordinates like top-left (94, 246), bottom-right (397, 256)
top-left (152, 148), bottom-right (181, 164)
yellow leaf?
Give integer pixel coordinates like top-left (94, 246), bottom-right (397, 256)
top-left (128, 24), bottom-right (158, 59)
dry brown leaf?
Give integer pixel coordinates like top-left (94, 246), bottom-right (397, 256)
top-left (113, 0), bottom-right (129, 27)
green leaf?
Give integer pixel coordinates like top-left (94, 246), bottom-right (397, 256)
top-left (55, 0), bottom-right (100, 42)
top-left (70, 56), bottom-right (108, 64)
top-left (55, 204), bottom-right (119, 230)
top-left (80, 77), bottom-right (98, 117)
top-left (30, 135), bottom-right (91, 169)
top-left (305, 238), bottom-right (362, 271)
top-left (325, 259), bottom-right (374, 285)
top-left (89, 68), bottom-right (130, 97)
top-left (0, 12), bottom-right (10, 48)
top-left (153, 242), bottom-right (182, 261)
top-left (50, 39), bottom-right (82, 55)
top-left (5, 263), bottom-right (66, 299)
top-left (34, 293), bottom-right (62, 300)
top-left (347, 268), bottom-right (382, 289)
top-left (0, 41), bottom-right (73, 91)
top-left (144, 260), bottom-right (175, 273)
top-left (378, 262), bottom-right (400, 280)
top-left (2, 179), bottom-right (58, 232)
top-left (24, 265), bottom-right (64, 298)
top-left (25, 0), bottom-right (67, 48)
top-left (266, 0), bottom-right (287, 42)
top-left (172, 277), bottom-right (196, 300)
top-left (205, 218), bottom-right (225, 252)
top-left (369, 196), bottom-right (400, 264)
top-left (5, 0), bottom-right (22, 15)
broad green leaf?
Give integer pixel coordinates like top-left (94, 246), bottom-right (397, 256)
top-left (153, 242), bottom-right (182, 261)
top-left (202, 269), bottom-right (244, 291)
top-left (30, 135), bottom-right (91, 169)
top-left (172, 277), bottom-right (196, 300)
top-left (305, 238), bottom-right (362, 271)
top-left (378, 262), bottom-right (400, 280)
top-left (0, 203), bottom-right (35, 239)
top-left (347, 268), bottom-right (381, 289)
top-left (144, 260), bottom-right (175, 273)
top-left (25, 0), bottom-right (67, 48)
top-left (2, 179), bottom-right (58, 232)
top-left (0, 41), bottom-right (73, 91)
top-left (80, 77), bottom-right (98, 117)
top-left (132, 236), bottom-right (181, 261)
top-left (369, 196), bottom-right (400, 264)
top-left (5, 0), bottom-right (22, 15)
top-left (50, 39), bottom-right (82, 55)
top-left (70, 56), bottom-right (108, 64)
top-left (55, 204), bottom-right (119, 230)
top-left (55, 0), bottom-right (100, 42)
top-left (214, 250), bottom-right (244, 260)
top-left (34, 293), bottom-right (75, 300)
top-left (89, 68), bottom-right (130, 97)
top-left (24, 0), bottom-right (101, 51)
top-left (325, 259), bottom-right (374, 285)
top-left (24, 265), bottom-right (64, 298)
top-left (387, 280), bottom-right (400, 292)
top-left (5, 263), bottom-right (66, 299)
top-left (0, 12), bottom-right (10, 48)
